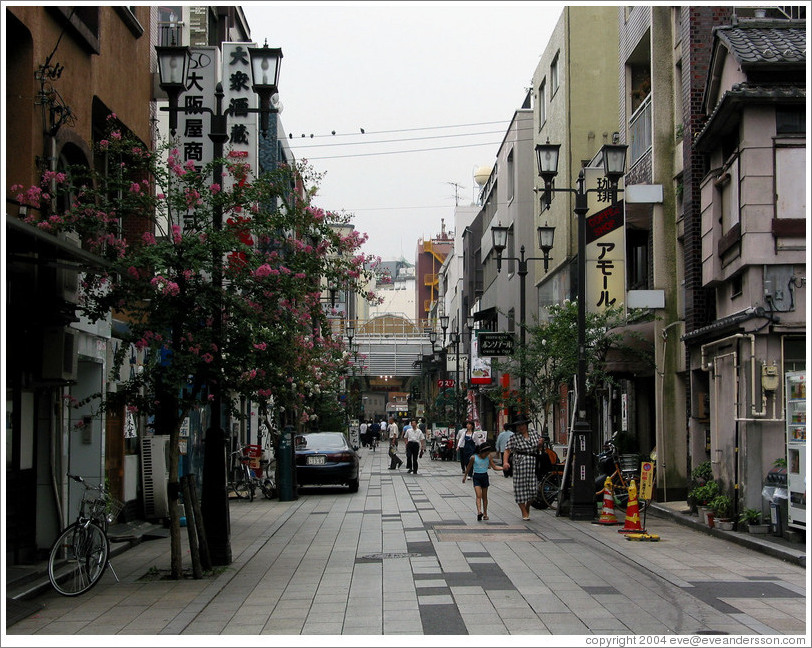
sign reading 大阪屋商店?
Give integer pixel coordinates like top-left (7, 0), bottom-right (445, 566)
top-left (478, 332), bottom-right (515, 357)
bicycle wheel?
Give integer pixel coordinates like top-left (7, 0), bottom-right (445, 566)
top-left (48, 522), bottom-right (109, 596)
top-left (540, 472), bottom-right (563, 509)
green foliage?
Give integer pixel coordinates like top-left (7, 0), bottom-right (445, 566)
top-left (688, 480), bottom-right (719, 506)
top-left (691, 461), bottom-right (713, 483)
top-left (710, 494), bottom-right (733, 518)
top-left (482, 301), bottom-right (653, 424)
top-left (738, 507), bottom-right (763, 525)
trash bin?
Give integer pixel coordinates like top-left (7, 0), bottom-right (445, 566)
top-left (277, 425), bottom-right (298, 502)
top-left (763, 465), bottom-right (788, 537)
top-left (769, 500), bottom-right (783, 537)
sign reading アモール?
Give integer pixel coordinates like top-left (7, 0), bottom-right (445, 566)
top-left (478, 332), bottom-right (515, 356)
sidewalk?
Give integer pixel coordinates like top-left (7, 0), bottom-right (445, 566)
top-left (4, 450), bottom-right (807, 637)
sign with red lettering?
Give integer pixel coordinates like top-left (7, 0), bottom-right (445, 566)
top-left (584, 167), bottom-right (626, 314)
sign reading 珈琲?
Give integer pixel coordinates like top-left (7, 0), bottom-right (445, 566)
top-left (478, 332), bottom-right (514, 356)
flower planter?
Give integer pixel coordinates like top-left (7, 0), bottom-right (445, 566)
top-left (747, 523), bottom-right (770, 535)
top-left (716, 518), bottom-right (734, 531)
top-left (697, 506), bottom-right (713, 527)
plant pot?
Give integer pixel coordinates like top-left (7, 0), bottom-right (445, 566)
top-left (748, 523), bottom-right (770, 535)
top-left (697, 506), bottom-right (713, 526)
top-left (716, 518), bottom-right (734, 531)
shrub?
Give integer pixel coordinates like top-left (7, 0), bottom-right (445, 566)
top-left (710, 494), bottom-right (733, 519)
top-left (691, 461), bottom-right (713, 483)
top-left (688, 480), bottom-right (719, 506)
top-left (738, 507), bottom-right (763, 525)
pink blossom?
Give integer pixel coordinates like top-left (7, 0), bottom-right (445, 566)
top-left (253, 264), bottom-right (272, 278)
top-left (171, 225), bottom-right (182, 244)
top-left (209, 183), bottom-right (221, 194)
top-left (202, 353), bottom-right (214, 364)
top-left (111, 131), bottom-right (122, 140)
top-left (142, 232), bottom-right (156, 245)
top-left (129, 182), bottom-right (141, 193)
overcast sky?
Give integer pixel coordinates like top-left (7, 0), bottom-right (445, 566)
top-left (243, 2), bottom-right (563, 262)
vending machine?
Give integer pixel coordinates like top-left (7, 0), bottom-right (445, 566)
top-left (785, 371), bottom-right (806, 530)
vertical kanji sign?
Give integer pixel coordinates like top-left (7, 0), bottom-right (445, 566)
top-left (584, 167), bottom-right (626, 314)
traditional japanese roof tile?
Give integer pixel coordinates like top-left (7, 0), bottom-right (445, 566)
top-left (715, 24), bottom-right (806, 67)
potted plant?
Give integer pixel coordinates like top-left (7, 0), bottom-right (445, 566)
top-left (710, 494), bottom-right (734, 530)
top-left (686, 461), bottom-right (714, 513)
top-left (690, 480), bottom-right (719, 525)
top-left (739, 507), bottom-right (769, 534)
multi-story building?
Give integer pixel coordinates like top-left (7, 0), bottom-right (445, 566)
top-left (686, 10), bottom-right (806, 516)
top-left (415, 223), bottom-right (453, 323)
top-left (6, 5), bottom-right (154, 564)
top-left (527, 6), bottom-right (622, 444)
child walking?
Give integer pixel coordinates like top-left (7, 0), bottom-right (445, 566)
top-left (462, 443), bottom-right (503, 521)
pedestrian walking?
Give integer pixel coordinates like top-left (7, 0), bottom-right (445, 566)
top-left (502, 415), bottom-right (544, 521)
top-left (404, 418), bottom-right (426, 474)
top-left (495, 425), bottom-right (513, 464)
top-left (359, 420), bottom-right (368, 447)
top-left (456, 420), bottom-right (485, 474)
top-left (387, 417), bottom-right (403, 469)
top-left (462, 442), bottom-right (503, 520)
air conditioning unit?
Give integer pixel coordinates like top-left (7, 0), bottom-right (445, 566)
top-left (41, 327), bottom-right (78, 382)
top-left (141, 435), bottom-right (170, 519)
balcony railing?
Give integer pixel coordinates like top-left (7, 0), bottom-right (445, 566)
top-left (629, 94), bottom-right (652, 166)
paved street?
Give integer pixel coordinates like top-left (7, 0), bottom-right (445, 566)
top-left (5, 448), bottom-right (807, 643)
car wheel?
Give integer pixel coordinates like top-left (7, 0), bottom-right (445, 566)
top-left (348, 478), bottom-right (359, 493)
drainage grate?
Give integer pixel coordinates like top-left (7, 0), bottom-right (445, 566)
top-left (360, 552), bottom-right (422, 560)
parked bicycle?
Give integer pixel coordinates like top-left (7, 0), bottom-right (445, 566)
top-left (228, 447), bottom-right (255, 501)
top-left (537, 435), bottom-right (648, 512)
top-left (253, 434), bottom-right (278, 499)
top-left (47, 473), bottom-right (124, 596)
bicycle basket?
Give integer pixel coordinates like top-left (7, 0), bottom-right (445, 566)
top-left (619, 454), bottom-right (640, 473)
top-left (88, 495), bottom-right (125, 524)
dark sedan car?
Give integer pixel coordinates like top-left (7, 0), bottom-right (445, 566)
top-left (294, 432), bottom-right (360, 492)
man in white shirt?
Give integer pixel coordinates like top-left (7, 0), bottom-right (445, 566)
top-left (403, 419), bottom-right (426, 474)
top-left (359, 420), bottom-right (368, 447)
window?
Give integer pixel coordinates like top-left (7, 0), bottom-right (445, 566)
top-left (627, 229), bottom-right (649, 290)
top-left (730, 274), bottom-right (743, 298)
top-left (716, 157), bottom-right (739, 231)
top-left (538, 79), bottom-right (546, 129)
top-left (506, 149), bottom-right (515, 202)
top-left (776, 146), bottom-right (806, 219)
top-left (507, 226), bottom-right (515, 275)
top-left (776, 107), bottom-right (805, 135)
top-left (550, 54), bottom-right (559, 95)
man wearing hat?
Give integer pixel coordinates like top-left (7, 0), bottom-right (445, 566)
top-left (502, 414), bottom-right (544, 520)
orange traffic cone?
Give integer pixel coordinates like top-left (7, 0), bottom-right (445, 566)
top-left (618, 480), bottom-right (645, 534)
top-left (593, 477), bottom-right (621, 525)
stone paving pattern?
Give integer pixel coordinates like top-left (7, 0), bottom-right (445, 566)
top-left (5, 448), bottom-right (807, 639)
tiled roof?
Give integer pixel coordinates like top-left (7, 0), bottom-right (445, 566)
top-left (715, 24), bottom-right (806, 65)
top-left (693, 83), bottom-right (806, 152)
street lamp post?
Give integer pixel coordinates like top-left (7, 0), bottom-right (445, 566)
top-left (533, 140), bottom-right (628, 521)
top-left (155, 41), bottom-right (282, 565)
top-left (490, 225), bottom-right (555, 394)
top-left (450, 330), bottom-right (460, 432)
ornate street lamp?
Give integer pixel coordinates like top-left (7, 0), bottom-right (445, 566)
top-left (530, 141), bottom-right (628, 521)
top-left (155, 40), bottom-right (283, 566)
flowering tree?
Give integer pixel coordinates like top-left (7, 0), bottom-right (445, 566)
top-left (14, 115), bottom-right (380, 576)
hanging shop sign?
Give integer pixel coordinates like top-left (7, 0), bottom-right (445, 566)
top-left (584, 167), bottom-right (626, 314)
top-left (478, 332), bottom-right (515, 356)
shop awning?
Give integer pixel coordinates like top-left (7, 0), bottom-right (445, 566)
top-left (604, 320), bottom-right (656, 376)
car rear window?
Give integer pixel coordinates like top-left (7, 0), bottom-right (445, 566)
top-left (296, 433), bottom-right (347, 449)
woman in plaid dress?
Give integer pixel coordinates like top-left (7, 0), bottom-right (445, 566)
top-left (502, 416), bottom-right (543, 520)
